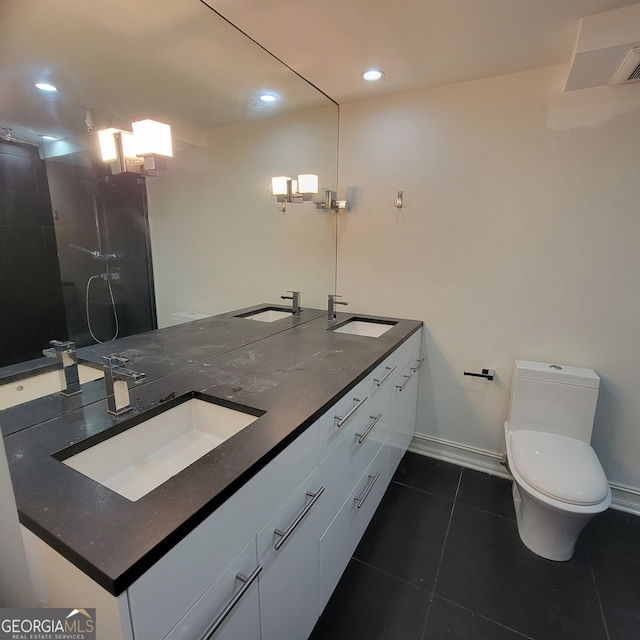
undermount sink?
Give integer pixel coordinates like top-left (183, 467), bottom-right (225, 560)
top-left (235, 307), bottom-right (292, 322)
top-left (332, 319), bottom-right (396, 338)
top-left (61, 397), bottom-right (260, 501)
top-left (0, 364), bottom-right (104, 411)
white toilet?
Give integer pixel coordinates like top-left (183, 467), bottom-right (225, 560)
top-left (505, 360), bottom-right (611, 561)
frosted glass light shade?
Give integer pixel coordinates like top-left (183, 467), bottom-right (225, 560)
top-left (98, 129), bottom-right (138, 161)
top-left (98, 129), bottom-right (119, 162)
top-left (271, 176), bottom-right (291, 196)
top-left (132, 119), bottom-right (173, 157)
top-left (120, 131), bottom-right (138, 158)
top-left (297, 174), bottom-right (318, 194)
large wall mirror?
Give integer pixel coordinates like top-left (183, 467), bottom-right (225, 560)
top-left (0, 0), bottom-right (338, 373)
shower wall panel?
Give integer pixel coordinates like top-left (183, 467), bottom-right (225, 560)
top-left (0, 140), bottom-right (67, 367)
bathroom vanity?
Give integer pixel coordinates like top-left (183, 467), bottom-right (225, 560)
top-left (2, 306), bottom-right (422, 640)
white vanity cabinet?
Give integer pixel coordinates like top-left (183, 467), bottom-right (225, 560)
top-left (127, 421), bottom-right (319, 640)
top-left (20, 327), bottom-right (423, 640)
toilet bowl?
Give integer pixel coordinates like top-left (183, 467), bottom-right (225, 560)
top-left (505, 361), bottom-right (611, 561)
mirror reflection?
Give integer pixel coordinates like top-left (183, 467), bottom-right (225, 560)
top-left (0, 0), bottom-right (338, 374)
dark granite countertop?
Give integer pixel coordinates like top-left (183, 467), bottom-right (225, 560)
top-left (4, 310), bottom-right (422, 596)
top-left (0, 304), bottom-right (326, 436)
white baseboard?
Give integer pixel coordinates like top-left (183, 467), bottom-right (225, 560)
top-left (609, 483), bottom-right (640, 516)
top-left (408, 433), bottom-right (640, 516)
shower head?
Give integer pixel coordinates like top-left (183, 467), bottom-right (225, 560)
top-left (68, 244), bottom-right (115, 260)
top-left (69, 243), bottom-right (100, 258)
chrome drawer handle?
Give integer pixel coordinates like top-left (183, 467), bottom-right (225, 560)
top-left (201, 564), bottom-right (262, 640)
top-left (411, 358), bottom-right (425, 371)
top-left (356, 413), bottom-right (382, 444)
top-left (273, 486), bottom-right (325, 551)
top-left (335, 395), bottom-right (368, 428)
top-left (396, 371), bottom-right (414, 391)
top-left (354, 472), bottom-right (380, 509)
top-left (374, 365), bottom-right (396, 387)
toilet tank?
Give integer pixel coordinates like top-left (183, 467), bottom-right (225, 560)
top-left (507, 361), bottom-right (600, 443)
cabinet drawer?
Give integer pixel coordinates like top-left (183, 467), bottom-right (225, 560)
top-left (365, 354), bottom-right (395, 419)
top-left (393, 328), bottom-right (422, 372)
top-left (128, 421), bottom-right (319, 640)
top-left (318, 403), bottom-right (389, 535)
top-left (318, 378), bottom-right (369, 460)
top-left (257, 470), bottom-right (322, 640)
top-left (319, 443), bottom-right (389, 612)
top-left (165, 538), bottom-right (261, 640)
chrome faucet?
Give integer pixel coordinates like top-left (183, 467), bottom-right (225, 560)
top-left (42, 340), bottom-right (81, 397)
top-left (102, 355), bottom-right (146, 416)
top-left (327, 294), bottom-right (348, 323)
top-left (281, 291), bottom-right (301, 317)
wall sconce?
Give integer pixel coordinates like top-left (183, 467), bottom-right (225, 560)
top-left (316, 190), bottom-right (348, 212)
top-left (98, 119), bottom-right (173, 176)
top-left (272, 174), bottom-right (318, 211)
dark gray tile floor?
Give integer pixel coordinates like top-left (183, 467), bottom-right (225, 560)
top-left (310, 452), bottom-right (640, 640)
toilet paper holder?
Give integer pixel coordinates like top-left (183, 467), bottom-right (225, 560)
top-left (463, 368), bottom-right (495, 381)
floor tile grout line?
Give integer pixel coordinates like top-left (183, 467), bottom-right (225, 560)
top-left (393, 472), bottom-right (519, 524)
top-left (585, 544), bottom-right (611, 640)
top-left (455, 501), bottom-right (517, 523)
top-left (419, 467), bottom-right (463, 639)
top-left (392, 478), bottom-right (457, 502)
top-left (433, 594), bottom-right (536, 640)
top-left (350, 556), bottom-right (433, 594)
top-left (585, 541), bottom-right (640, 567)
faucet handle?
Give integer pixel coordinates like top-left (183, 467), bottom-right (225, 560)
top-left (102, 354), bottom-right (130, 369)
top-left (329, 294), bottom-right (348, 306)
top-left (43, 339), bottom-right (76, 357)
top-left (49, 340), bottom-right (76, 351)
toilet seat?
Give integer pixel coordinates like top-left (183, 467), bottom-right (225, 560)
top-left (510, 430), bottom-right (609, 506)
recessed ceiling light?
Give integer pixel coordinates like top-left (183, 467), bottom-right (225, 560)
top-left (41, 135), bottom-right (57, 141)
top-left (259, 94), bottom-right (277, 103)
top-left (361, 69), bottom-right (384, 82)
top-left (35, 83), bottom-right (57, 92)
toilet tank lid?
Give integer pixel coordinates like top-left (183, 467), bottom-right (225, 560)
top-left (514, 361), bottom-right (599, 388)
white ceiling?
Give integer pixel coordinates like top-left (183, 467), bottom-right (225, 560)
top-left (1, 0), bottom-right (638, 148)
top-left (206, 0), bottom-right (640, 103)
top-left (0, 0), bottom-right (333, 146)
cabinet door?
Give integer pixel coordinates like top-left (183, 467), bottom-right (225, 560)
top-left (319, 444), bottom-right (389, 612)
top-left (258, 470), bottom-right (322, 640)
top-left (165, 539), bottom-right (261, 640)
top-left (389, 355), bottom-right (421, 475)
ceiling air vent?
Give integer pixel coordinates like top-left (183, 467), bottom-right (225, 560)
top-left (611, 47), bottom-right (640, 85)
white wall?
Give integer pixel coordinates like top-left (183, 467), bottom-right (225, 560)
top-left (147, 106), bottom-right (338, 327)
top-left (337, 65), bottom-right (640, 494)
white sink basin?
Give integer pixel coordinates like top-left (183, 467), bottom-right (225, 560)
top-left (0, 365), bottom-right (104, 410)
top-left (239, 309), bottom-right (292, 322)
top-left (62, 398), bottom-right (259, 501)
top-left (333, 320), bottom-right (395, 338)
